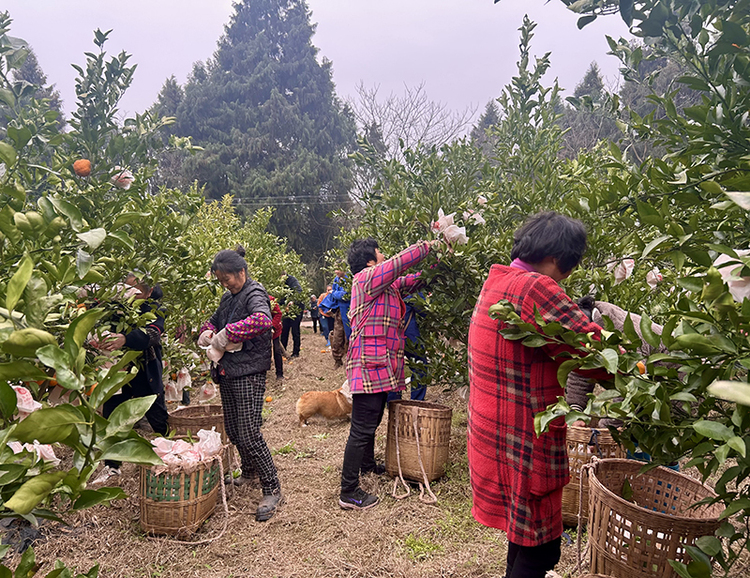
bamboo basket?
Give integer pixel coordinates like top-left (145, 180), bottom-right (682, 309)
top-left (588, 458), bottom-right (722, 578)
top-left (169, 405), bottom-right (231, 470)
top-left (139, 453), bottom-right (222, 536)
top-left (385, 400), bottom-right (452, 483)
top-left (562, 426), bottom-right (625, 526)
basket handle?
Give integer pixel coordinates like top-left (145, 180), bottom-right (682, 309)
top-left (391, 402), bottom-right (411, 500)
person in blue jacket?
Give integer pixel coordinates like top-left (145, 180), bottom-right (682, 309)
top-left (387, 294), bottom-right (428, 403)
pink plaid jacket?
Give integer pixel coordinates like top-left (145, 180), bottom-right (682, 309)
top-left (346, 241), bottom-right (431, 394)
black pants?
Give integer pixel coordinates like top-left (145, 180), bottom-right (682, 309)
top-left (103, 384), bottom-right (169, 468)
top-left (311, 316), bottom-right (319, 333)
top-left (340, 392), bottom-right (388, 493)
top-left (505, 537), bottom-right (561, 578)
top-left (272, 337), bottom-right (284, 378)
top-left (281, 313), bottom-right (302, 356)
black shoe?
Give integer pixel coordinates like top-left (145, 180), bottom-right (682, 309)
top-left (333, 359), bottom-right (343, 369)
top-left (361, 462), bottom-right (387, 475)
top-left (339, 487), bottom-right (379, 511)
top-left (290, 353), bottom-right (300, 359)
top-left (256, 491), bottom-right (284, 521)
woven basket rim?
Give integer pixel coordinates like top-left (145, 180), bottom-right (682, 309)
top-left (169, 404), bottom-right (223, 417)
top-left (590, 458), bottom-right (720, 525)
top-left (388, 399), bottom-right (451, 412)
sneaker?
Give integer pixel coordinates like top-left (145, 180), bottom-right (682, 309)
top-left (91, 466), bottom-right (121, 486)
top-left (361, 462), bottom-right (387, 476)
top-left (339, 487), bottom-right (379, 511)
top-left (256, 491), bottom-right (284, 522)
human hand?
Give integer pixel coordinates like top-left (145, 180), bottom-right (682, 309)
top-left (571, 420), bottom-right (587, 427)
top-left (100, 333), bottom-right (126, 352)
top-left (210, 328), bottom-right (230, 352)
top-left (198, 329), bottom-right (215, 347)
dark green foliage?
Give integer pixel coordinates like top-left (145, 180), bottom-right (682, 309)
top-left (163, 0), bottom-right (356, 261)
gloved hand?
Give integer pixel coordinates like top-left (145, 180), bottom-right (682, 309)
top-left (198, 329), bottom-right (215, 347)
top-left (210, 328), bottom-right (242, 353)
top-left (211, 328), bottom-right (230, 352)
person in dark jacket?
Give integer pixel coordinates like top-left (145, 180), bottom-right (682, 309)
top-left (308, 294), bottom-right (320, 334)
top-left (92, 277), bottom-right (168, 484)
top-left (198, 249), bottom-right (283, 522)
top-left (280, 272), bottom-right (303, 358)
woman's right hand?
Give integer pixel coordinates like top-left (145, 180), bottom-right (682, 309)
top-left (198, 330), bottom-right (215, 347)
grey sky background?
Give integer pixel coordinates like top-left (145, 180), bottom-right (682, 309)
top-left (3, 0), bottom-right (630, 120)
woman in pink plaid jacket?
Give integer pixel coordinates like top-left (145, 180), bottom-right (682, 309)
top-left (338, 237), bottom-right (436, 511)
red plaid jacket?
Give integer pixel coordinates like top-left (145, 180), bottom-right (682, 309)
top-left (346, 241), bottom-right (430, 394)
top-left (467, 265), bottom-right (608, 546)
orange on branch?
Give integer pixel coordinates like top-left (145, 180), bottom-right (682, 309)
top-left (73, 159), bottom-right (91, 177)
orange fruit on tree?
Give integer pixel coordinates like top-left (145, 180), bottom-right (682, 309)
top-left (636, 361), bottom-right (646, 375)
top-left (73, 159), bottom-right (91, 177)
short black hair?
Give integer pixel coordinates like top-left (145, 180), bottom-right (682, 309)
top-left (510, 211), bottom-right (587, 274)
top-left (211, 249), bottom-right (248, 275)
top-left (347, 238), bottom-right (379, 275)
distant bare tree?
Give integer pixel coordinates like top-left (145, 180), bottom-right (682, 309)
top-left (348, 82), bottom-right (476, 160)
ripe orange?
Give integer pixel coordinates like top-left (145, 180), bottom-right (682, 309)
top-left (73, 159), bottom-right (91, 177)
top-left (636, 361), bottom-right (646, 375)
top-left (265, 396), bottom-right (273, 403)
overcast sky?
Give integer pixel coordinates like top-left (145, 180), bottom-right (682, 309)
top-left (3, 0), bottom-right (630, 120)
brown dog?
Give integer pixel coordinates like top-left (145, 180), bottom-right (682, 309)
top-left (296, 380), bottom-right (352, 426)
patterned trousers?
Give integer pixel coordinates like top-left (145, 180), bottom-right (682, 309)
top-left (219, 373), bottom-right (280, 495)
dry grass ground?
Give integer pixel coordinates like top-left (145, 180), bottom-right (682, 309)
top-left (21, 329), bottom-right (599, 577)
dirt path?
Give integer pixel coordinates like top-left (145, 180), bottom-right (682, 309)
top-left (30, 328), bottom-right (585, 578)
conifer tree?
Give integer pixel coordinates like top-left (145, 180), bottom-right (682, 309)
top-left (168, 0), bottom-right (356, 260)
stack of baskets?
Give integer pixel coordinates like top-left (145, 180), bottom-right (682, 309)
top-left (385, 400), bottom-right (452, 482)
top-left (169, 404), bottom-right (231, 469)
top-left (562, 425), bottom-right (625, 526)
top-left (139, 451), bottom-right (223, 536)
top-left (587, 458), bottom-right (723, 578)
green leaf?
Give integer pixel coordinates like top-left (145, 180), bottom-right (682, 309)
top-left (48, 197), bottom-right (84, 232)
top-left (73, 487), bottom-right (127, 510)
top-left (0, 361), bottom-right (49, 382)
top-left (577, 14), bottom-right (597, 29)
top-left (0, 142), bottom-right (17, 167)
top-left (5, 470), bottom-right (67, 515)
top-left (107, 230), bottom-right (134, 250)
top-left (11, 406), bottom-right (85, 444)
top-left (621, 478), bottom-right (634, 501)
top-left (521, 334), bottom-right (548, 348)
top-left (642, 235), bottom-right (670, 258)
top-left (76, 228), bottom-right (106, 250)
top-left (13, 544), bottom-right (35, 578)
top-left (695, 536), bottom-right (721, 558)
top-left (692, 419), bottom-right (734, 441)
top-left (0, 381), bottom-right (18, 421)
top-left (677, 276), bottom-right (703, 293)
top-left (599, 348), bottom-right (619, 373)
top-left (557, 359), bottom-right (581, 388)
top-left (725, 192), bottom-right (750, 211)
top-left (727, 436), bottom-right (746, 458)
top-left (639, 313), bottom-right (661, 348)
top-left (6, 254), bottom-right (34, 313)
top-left (76, 248), bottom-right (93, 279)
top-left (105, 395), bottom-right (156, 437)
top-left (69, 309), bottom-right (105, 351)
top-left (99, 438), bottom-right (162, 466)
top-left (719, 498), bottom-right (750, 519)
top-left (708, 380), bottom-right (750, 406)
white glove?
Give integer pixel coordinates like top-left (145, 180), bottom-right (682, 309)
top-left (210, 328), bottom-right (230, 352)
top-left (198, 329), bottom-right (215, 347)
top-left (206, 345), bottom-right (224, 363)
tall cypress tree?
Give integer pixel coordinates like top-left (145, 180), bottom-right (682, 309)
top-left (172, 0), bottom-right (356, 260)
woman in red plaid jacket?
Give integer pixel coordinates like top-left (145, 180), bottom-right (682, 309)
top-left (467, 212), bottom-right (611, 578)
top-left (338, 237), bottom-right (437, 511)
